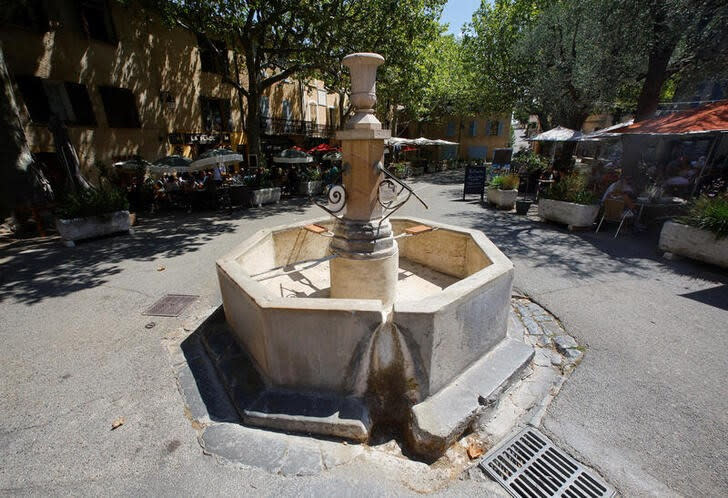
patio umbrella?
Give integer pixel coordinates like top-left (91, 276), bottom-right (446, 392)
top-left (528, 126), bottom-right (583, 142)
top-left (113, 158), bottom-right (153, 172)
top-left (322, 151), bottom-right (342, 162)
top-left (272, 147), bottom-right (314, 164)
top-left (188, 148), bottom-right (244, 172)
top-left (149, 155), bottom-right (193, 175)
top-left (153, 155), bottom-right (192, 168)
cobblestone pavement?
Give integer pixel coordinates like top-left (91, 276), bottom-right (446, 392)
top-left (1, 170), bottom-right (727, 495)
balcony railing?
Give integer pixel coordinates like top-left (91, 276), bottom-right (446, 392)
top-left (260, 117), bottom-right (336, 137)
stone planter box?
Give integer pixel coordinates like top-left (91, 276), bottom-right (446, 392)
top-left (248, 187), bottom-right (281, 207)
top-left (538, 198), bottom-right (599, 230)
top-left (56, 210), bottom-right (131, 247)
top-left (297, 181), bottom-right (323, 196)
top-left (487, 187), bottom-right (518, 210)
top-left (658, 221), bottom-right (728, 268)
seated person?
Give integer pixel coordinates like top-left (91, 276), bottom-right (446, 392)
top-left (602, 173), bottom-right (637, 213)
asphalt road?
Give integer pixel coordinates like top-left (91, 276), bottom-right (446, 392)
top-left (1, 170), bottom-right (726, 496)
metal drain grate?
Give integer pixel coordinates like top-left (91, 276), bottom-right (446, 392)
top-left (142, 294), bottom-right (198, 317)
top-left (481, 427), bottom-right (616, 498)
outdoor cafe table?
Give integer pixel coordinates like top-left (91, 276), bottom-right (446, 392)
top-left (635, 196), bottom-right (687, 224)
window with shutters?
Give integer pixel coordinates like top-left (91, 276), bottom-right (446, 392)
top-left (200, 97), bottom-right (231, 132)
top-left (14, 75), bottom-right (96, 126)
top-left (78, 0), bottom-right (117, 44)
top-left (98, 86), bottom-right (141, 128)
top-left (197, 34), bottom-right (229, 75)
top-left (446, 121), bottom-right (456, 137)
top-left (6, 0), bottom-right (49, 32)
top-left (490, 120), bottom-right (501, 136)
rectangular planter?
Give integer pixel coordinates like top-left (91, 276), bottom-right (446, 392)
top-left (248, 187), bottom-right (281, 207)
top-left (487, 188), bottom-right (518, 210)
top-left (538, 198), bottom-right (599, 230)
top-left (56, 210), bottom-right (131, 247)
top-left (658, 221), bottom-right (728, 268)
top-left (297, 181), bottom-right (323, 196)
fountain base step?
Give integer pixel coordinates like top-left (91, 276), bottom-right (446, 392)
top-left (409, 337), bottom-right (534, 458)
top-left (243, 390), bottom-right (371, 442)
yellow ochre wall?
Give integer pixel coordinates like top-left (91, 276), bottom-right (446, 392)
top-left (1, 1), bottom-right (340, 177)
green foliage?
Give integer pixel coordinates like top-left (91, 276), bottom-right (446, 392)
top-left (56, 186), bottom-right (129, 220)
top-left (301, 167), bottom-right (322, 181)
top-left (490, 174), bottom-right (520, 190)
top-left (512, 149), bottom-right (548, 175)
top-left (679, 194), bottom-right (728, 239)
top-left (543, 173), bottom-right (597, 205)
top-left (463, 0), bottom-right (728, 127)
top-left (390, 162), bottom-right (409, 179)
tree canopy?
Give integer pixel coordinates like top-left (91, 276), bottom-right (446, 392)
top-left (464, 0), bottom-right (728, 130)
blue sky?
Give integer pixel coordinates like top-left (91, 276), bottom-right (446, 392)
top-left (441, 0), bottom-right (482, 36)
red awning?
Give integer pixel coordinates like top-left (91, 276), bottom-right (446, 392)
top-left (612, 100), bottom-right (728, 136)
top-left (307, 143), bottom-right (338, 153)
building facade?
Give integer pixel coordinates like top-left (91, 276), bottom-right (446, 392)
top-left (1, 0), bottom-right (340, 187)
top-left (411, 114), bottom-right (512, 161)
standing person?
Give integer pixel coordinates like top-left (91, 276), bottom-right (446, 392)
top-left (213, 164), bottom-right (223, 186)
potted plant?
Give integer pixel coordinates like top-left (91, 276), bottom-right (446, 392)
top-left (487, 174), bottom-right (520, 210)
top-left (512, 149), bottom-right (548, 195)
top-left (389, 162), bottom-right (409, 179)
top-left (297, 167), bottom-right (324, 196)
top-left (538, 173), bottom-right (600, 230)
top-left (55, 186), bottom-right (131, 247)
top-left (515, 198), bottom-right (533, 215)
top-left (659, 193), bottom-right (728, 268)
top-left (242, 168), bottom-right (281, 207)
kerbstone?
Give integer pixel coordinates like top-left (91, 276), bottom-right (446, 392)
top-left (409, 337), bottom-right (533, 458)
top-left (243, 391), bottom-right (371, 442)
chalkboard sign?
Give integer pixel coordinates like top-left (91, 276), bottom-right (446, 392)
top-left (492, 148), bottom-right (513, 167)
top-left (463, 166), bottom-right (486, 201)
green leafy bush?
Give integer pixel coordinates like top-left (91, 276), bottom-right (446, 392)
top-left (512, 149), bottom-right (549, 175)
top-left (303, 167), bottom-right (322, 181)
top-left (390, 162), bottom-right (409, 179)
top-left (679, 194), bottom-right (728, 239)
top-left (543, 173), bottom-right (598, 205)
top-left (490, 174), bottom-right (520, 190)
top-left (56, 186), bottom-right (129, 220)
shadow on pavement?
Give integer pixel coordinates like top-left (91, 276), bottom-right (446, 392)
top-left (0, 198), bottom-right (314, 305)
top-left (443, 205), bottom-right (728, 285)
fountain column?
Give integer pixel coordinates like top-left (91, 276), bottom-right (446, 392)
top-left (329, 53), bottom-right (398, 306)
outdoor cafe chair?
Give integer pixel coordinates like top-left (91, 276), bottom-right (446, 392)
top-left (595, 197), bottom-right (633, 238)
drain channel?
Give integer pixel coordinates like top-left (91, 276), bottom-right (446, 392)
top-left (481, 427), bottom-right (616, 498)
top-left (143, 294), bottom-right (198, 317)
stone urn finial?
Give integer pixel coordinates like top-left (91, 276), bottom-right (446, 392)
top-left (342, 52), bottom-right (384, 130)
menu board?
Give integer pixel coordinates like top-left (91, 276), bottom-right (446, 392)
top-left (463, 166), bottom-right (486, 201)
top-left (492, 148), bottom-right (513, 166)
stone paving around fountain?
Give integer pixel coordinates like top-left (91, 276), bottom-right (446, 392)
top-left (164, 295), bottom-right (582, 491)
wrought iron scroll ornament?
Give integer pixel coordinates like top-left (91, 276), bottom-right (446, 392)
top-left (376, 162), bottom-right (428, 225)
top-left (315, 184), bottom-right (347, 219)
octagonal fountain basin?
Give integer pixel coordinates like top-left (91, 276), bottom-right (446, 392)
top-left (216, 216), bottom-right (532, 458)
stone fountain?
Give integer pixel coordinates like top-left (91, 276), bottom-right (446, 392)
top-left (216, 53), bottom-right (533, 459)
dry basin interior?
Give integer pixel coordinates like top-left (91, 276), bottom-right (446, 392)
top-left (238, 219), bottom-right (492, 302)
